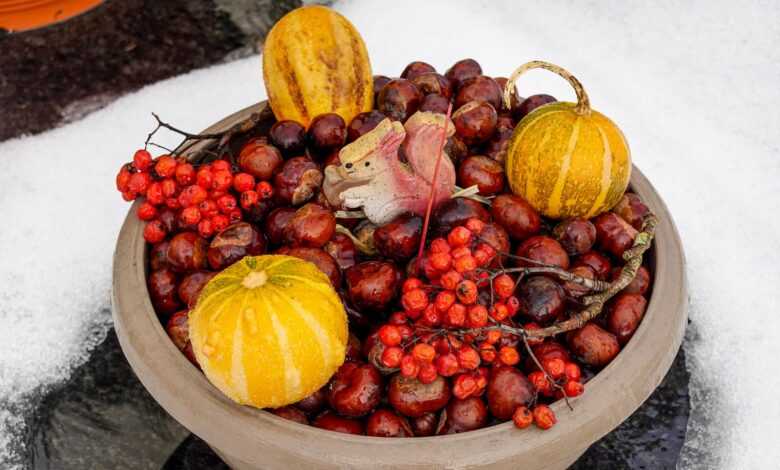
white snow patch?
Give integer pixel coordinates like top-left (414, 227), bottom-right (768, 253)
top-left (1, 0), bottom-right (779, 468)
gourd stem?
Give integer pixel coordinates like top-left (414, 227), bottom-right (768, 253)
top-left (503, 60), bottom-right (591, 116)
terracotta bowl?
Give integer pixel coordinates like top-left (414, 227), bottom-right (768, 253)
top-left (112, 101), bottom-right (688, 469)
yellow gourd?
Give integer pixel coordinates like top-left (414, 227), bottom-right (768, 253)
top-left (503, 61), bottom-right (631, 219)
top-left (189, 255), bottom-right (348, 409)
top-left (262, 5), bottom-right (373, 128)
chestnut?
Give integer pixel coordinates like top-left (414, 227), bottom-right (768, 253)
top-left (455, 75), bottom-right (502, 110)
top-left (444, 134), bottom-right (468, 164)
top-left (525, 341), bottom-right (571, 373)
top-left (276, 247), bottom-right (341, 287)
top-left (158, 208), bottom-right (177, 233)
top-left (345, 261), bottom-right (401, 312)
top-left (347, 110), bottom-right (386, 142)
top-left (307, 113), bottom-right (347, 156)
top-left (388, 374), bottom-right (451, 418)
top-left (264, 207), bottom-right (297, 245)
top-left (611, 265), bottom-right (651, 296)
top-left (295, 387), bottom-right (328, 415)
top-left (283, 203), bottom-right (336, 248)
top-left (514, 94), bottom-right (557, 121)
top-left (149, 268), bottom-right (181, 316)
top-left (594, 212), bottom-right (638, 258)
top-left (419, 94), bottom-right (450, 114)
top-left (366, 409), bottom-right (413, 437)
top-left (238, 141), bottom-right (283, 181)
top-left (167, 232), bottom-right (208, 272)
top-left (324, 233), bottom-right (357, 270)
top-left (328, 362), bottom-right (383, 417)
top-left (452, 101), bottom-right (497, 145)
top-left (433, 197), bottom-right (491, 235)
top-left (567, 323), bottom-right (620, 367)
top-left (373, 75), bottom-right (392, 101)
top-left (574, 251), bottom-right (612, 280)
top-left (614, 193), bottom-right (650, 230)
top-left (269, 120), bottom-right (306, 156)
top-left (483, 128), bottom-right (512, 163)
top-left (271, 406), bottom-right (309, 425)
top-left (177, 271), bottom-right (216, 307)
top-left (242, 197), bottom-right (276, 226)
top-left (346, 333), bottom-right (363, 362)
top-left (411, 72), bottom-right (453, 99)
top-left (401, 61), bottom-right (436, 80)
top-left (207, 222), bottom-right (266, 270)
top-left (377, 79), bottom-right (422, 122)
top-left (606, 293), bottom-right (647, 345)
top-left (490, 194), bottom-right (541, 241)
top-left (439, 397), bottom-right (488, 434)
top-left (313, 411), bottom-right (364, 435)
top-left (479, 222), bottom-right (511, 267)
top-left (486, 367), bottom-right (534, 420)
top-left (150, 241), bottom-right (170, 271)
top-left (514, 236), bottom-right (570, 270)
top-left (457, 155), bottom-right (505, 196)
top-left (553, 218), bottom-right (597, 256)
top-left (561, 265), bottom-right (597, 298)
top-left (445, 58), bottom-right (482, 89)
top-left (373, 214), bottom-right (423, 262)
top-left (411, 412), bottom-right (438, 437)
top-left (518, 276), bottom-right (565, 325)
top-left (165, 309), bottom-right (197, 365)
top-left (273, 156), bottom-right (323, 206)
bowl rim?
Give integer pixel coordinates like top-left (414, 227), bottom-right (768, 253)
top-left (111, 101), bottom-right (688, 468)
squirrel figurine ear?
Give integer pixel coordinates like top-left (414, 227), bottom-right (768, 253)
top-left (338, 119), bottom-right (405, 165)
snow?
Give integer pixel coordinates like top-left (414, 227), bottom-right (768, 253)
top-left (1, 0), bottom-right (779, 468)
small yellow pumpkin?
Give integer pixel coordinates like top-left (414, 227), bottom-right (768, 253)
top-left (262, 5), bottom-right (373, 128)
top-left (503, 61), bottom-right (631, 219)
top-left (189, 255), bottom-right (348, 409)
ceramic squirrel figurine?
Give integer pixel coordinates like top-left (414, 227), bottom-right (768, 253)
top-left (322, 111), bottom-right (456, 225)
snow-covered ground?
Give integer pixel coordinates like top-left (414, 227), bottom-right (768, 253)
top-left (1, 0), bottom-right (778, 468)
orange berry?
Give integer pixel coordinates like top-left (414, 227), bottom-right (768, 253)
top-left (564, 380), bottom-right (585, 397)
top-left (479, 343), bottom-right (496, 363)
top-left (485, 329), bottom-right (502, 344)
top-left (498, 346), bottom-right (520, 366)
top-left (457, 346), bottom-right (481, 370)
top-left (454, 254), bottom-right (477, 273)
top-left (435, 353), bottom-right (459, 377)
top-left (400, 354), bottom-right (419, 378)
top-left (418, 362), bottom-right (438, 383)
top-left (490, 302), bottom-right (510, 321)
top-left (378, 325), bottom-right (402, 346)
top-left (533, 405), bottom-right (557, 430)
top-left (456, 280), bottom-right (478, 304)
top-left (453, 373), bottom-right (478, 399)
top-left (402, 277), bottom-right (424, 293)
top-left (429, 237), bottom-right (451, 254)
top-left (429, 252), bottom-right (452, 271)
top-left (402, 288), bottom-right (429, 313)
top-left (493, 273), bottom-right (515, 298)
top-left (445, 302), bottom-right (467, 327)
top-left (543, 358), bottom-right (566, 379)
top-left (467, 304), bottom-right (488, 328)
top-left (381, 346), bottom-right (404, 368)
top-left (412, 343), bottom-right (436, 363)
top-left (512, 405), bottom-right (534, 429)
top-left (448, 226), bottom-right (472, 247)
top-left (564, 362), bottom-right (582, 382)
top-left (465, 218), bottom-right (485, 234)
top-left (440, 270), bottom-right (462, 290)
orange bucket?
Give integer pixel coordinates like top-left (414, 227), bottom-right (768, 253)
top-left (0, 0), bottom-right (103, 32)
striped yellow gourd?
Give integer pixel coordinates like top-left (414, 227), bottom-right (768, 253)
top-left (189, 255), bottom-right (348, 409)
top-left (262, 5), bottom-right (373, 128)
top-left (503, 61), bottom-right (631, 219)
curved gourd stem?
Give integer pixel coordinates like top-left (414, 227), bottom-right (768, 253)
top-left (503, 60), bottom-right (591, 116)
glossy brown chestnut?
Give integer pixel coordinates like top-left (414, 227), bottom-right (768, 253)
top-left (157, 208), bottom-right (177, 233)
top-left (611, 265), bottom-right (651, 296)
top-left (347, 110), bottom-right (386, 142)
top-left (455, 75), bottom-right (502, 110)
top-left (366, 409), bottom-right (413, 437)
top-left (614, 193), bottom-right (650, 230)
top-left (177, 271), bottom-right (216, 308)
top-left (273, 156), bottom-right (323, 206)
top-left (574, 251), bottom-right (613, 280)
top-left (283, 203), bottom-right (336, 248)
top-left (452, 100), bottom-right (497, 145)
top-left (269, 120), bottom-right (306, 156)
top-left (167, 232), bottom-right (208, 272)
top-left (483, 128), bottom-right (512, 163)
top-left (271, 406), bottom-right (309, 425)
top-left (410, 412), bottom-right (438, 437)
top-left (444, 134), bottom-right (468, 163)
top-left (372, 75), bottom-right (392, 101)
top-left (324, 233), bottom-right (357, 271)
top-left (486, 366), bottom-right (534, 420)
top-left (295, 387), bottom-right (328, 415)
top-left (401, 61), bottom-right (436, 80)
top-left (307, 113), bottom-right (347, 155)
top-left (479, 222), bottom-right (511, 267)
top-left (518, 276), bottom-right (565, 325)
top-left (373, 214), bottom-right (423, 262)
top-left (411, 72), bottom-right (453, 99)
top-left (150, 241), bottom-right (170, 271)
top-left (594, 212), bottom-right (638, 258)
top-left (561, 265), bottom-right (597, 298)
top-left (568, 323), bottom-right (620, 367)
top-left (553, 218), bottom-right (597, 256)
top-left (607, 293), bottom-right (648, 345)
top-left (238, 141), bottom-right (283, 181)
top-left (377, 79), bottom-right (422, 122)
top-left (345, 261), bottom-right (402, 312)
top-left (263, 207), bottom-right (297, 245)
top-left (328, 362), bottom-right (383, 417)
top-left (457, 155), bottom-right (505, 196)
top-left (276, 246), bottom-right (341, 287)
top-left (165, 309), bottom-right (197, 365)
top-left (149, 268), bottom-right (181, 315)
top-left (445, 58), bottom-right (482, 89)
top-left (439, 397), bottom-right (488, 434)
top-left (490, 194), bottom-right (541, 241)
top-left (514, 94), bottom-right (557, 121)
top-left (514, 236), bottom-right (570, 270)
top-left (388, 375), bottom-right (451, 418)
top-left (312, 411), bottom-right (365, 435)
top-left (419, 94), bottom-right (450, 114)
top-left (207, 222), bottom-right (266, 270)
top-left (433, 197), bottom-right (491, 235)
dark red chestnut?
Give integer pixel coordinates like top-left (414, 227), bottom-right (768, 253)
top-left (347, 110), bottom-right (386, 142)
top-left (574, 251), bottom-right (613, 280)
top-left (490, 194), bottom-right (541, 241)
top-left (514, 94), bottom-right (557, 121)
top-left (439, 397), bottom-right (488, 434)
top-left (401, 61), bottom-right (436, 80)
top-left (283, 203), bottom-right (336, 248)
top-left (276, 247), bottom-right (341, 287)
top-left (274, 156), bottom-right (323, 206)
top-left (313, 411), bottom-right (364, 435)
top-left (614, 193), bottom-right (650, 230)
top-left (269, 120), bottom-right (306, 156)
top-left (568, 323), bottom-right (620, 367)
top-left (388, 375), bottom-right (451, 418)
top-left (483, 128), bottom-right (512, 163)
top-left (518, 276), bottom-right (565, 325)
top-left (479, 222), bottom-right (511, 267)
top-left (373, 214), bottom-right (423, 262)
top-left (328, 362), bottom-right (383, 417)
top-left (611, 265), bottom-right (651, 296)
top-left (445, 58), bottom-right (482, 89)
top-left (157, 208), bottom-right (177, 233)
top-left (433, 197), bottom-right (491, 235)
top-left (165, 309), bottom-right (197, 365)
top-left (411, 412), bottom-right (438, 437)
top-left (606, 293), bottom-right (647, 345)
top-left (307, 113), bottom-right (347, 155)
top-left (594, 212), bottom-right (638, 258)
top-left (452, 100), bottom-right (497, 145)
top-left (207, 222), bottom-right (266, 270)
top-left (149, 268), bottom-right (181, 316)
top-left (366, 409), bottom-right (413, 437)
top-left (377, 79), bottom-right (422, 122)
top-left (238, 141), bottom-right (283, 181)
top-left (515, 236), bottom-right (570, 270)
top-left (150, 241), bottom-right (170, 271)
top-left (324, 233), bottom-right (357, 270)
top-left (373, 75), bottom-right (392, 101)
top-left (553, 218), bottom-right (597, 256)
top-left (264, 207), bottom-right (297, 245)
top-left (346, 333), bottom-right (363, 362)
top-left (271, 406), bottom-right (309, 425)
top-left (457, 155), bottom-right (505, 196)
top-left (444, 134), bottom-right (468, 164)
top-left (411, 72), bottom-right (453, 99)
top-left (561, 265), bottom-right (597, 298)
top-left (167, 232), bottom-right (208, 272)
top-left (177, 271), bottom-right (216, 307)
top-left (486, 367), bottom-right (534, 420)
top-left (455, 75), bottom-right (502, 110)
top-left (295, 387), bottom-right (328, 415)
top-left (345, 261), bottom-right (402, 312)
top-left (419, 94), bottom-right (450, 114)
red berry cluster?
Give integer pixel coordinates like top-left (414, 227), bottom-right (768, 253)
top-left (115, 149), bottom-right (274, 243)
